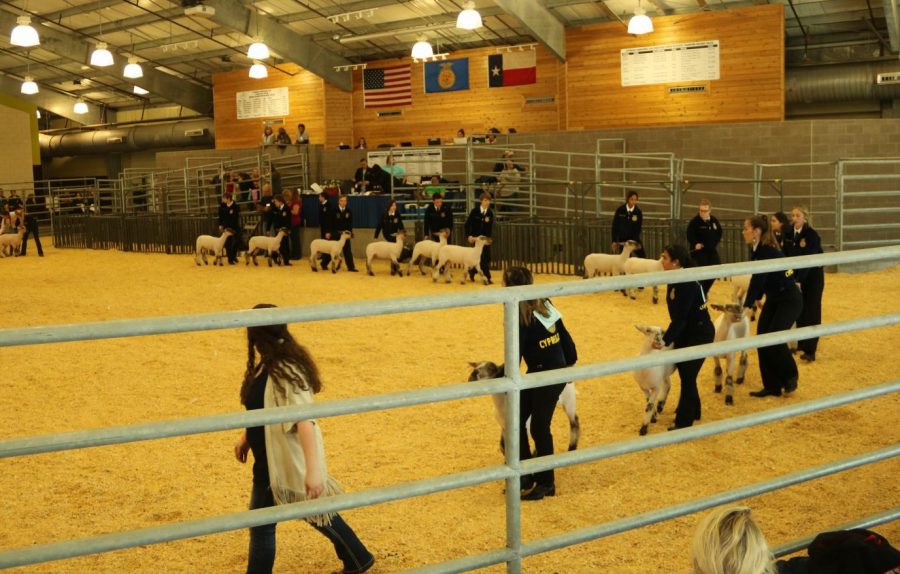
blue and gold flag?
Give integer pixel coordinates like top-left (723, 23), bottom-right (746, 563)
top-left (424, 58), bottom-right (469, 93)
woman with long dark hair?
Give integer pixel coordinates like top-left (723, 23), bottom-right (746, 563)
top-left (656, 244), bottom-right (715, 430)
top-left (233, 304), bottom-right (374, 574)
top-left (503, 266), bottom-right (577, 501)
top-left (742, 215), bottom-right (802, 398)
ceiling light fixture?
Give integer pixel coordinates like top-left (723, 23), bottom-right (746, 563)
top-left (249, 61), bottom-right (268, 79)
top-left (456, 2), bottom-right (482, 30)
top-left (74, 100), bottom-right (89, 114)
top-left (123, 57), bottom-right (143, 78)
top-left (247, 42), bottom-right (269, 60)
top-left (10, 15), bottom-right (40, 47)
top-left (627, 1), bottom-right (653, 35)
top-left (411, 37), bottom-right (434, 60)
top-left (91, 42), bottom-right (114, 66)
top-left (134, 85), bottom-right (149, 95)
top-left (20, 76), bottom-right (38, 94)
top-left (36, 109), bottom-right (41, 119)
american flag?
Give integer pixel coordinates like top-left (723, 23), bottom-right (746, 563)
top-left (363, 66), bottom-right (412, 108)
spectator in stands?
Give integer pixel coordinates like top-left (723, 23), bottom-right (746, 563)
top-left (691, 506), bottom-right (777, 574)
top-left (686, 199), bottom-right (723, 295)
top-left (218, 191), bottom-right (241, 265)
top-left (355, 137), bottom-right (367, 150)
top-left (261, 126), bottom-right (275, 146)
top-left (286, 190), bottom-right (302, 261)
top-left (270, 166), bottom-right (283, 196)
top-left (329, 195), bottom-right (358, 272)
top-left (7, 190), bottom-right (22, 211)
top-left (275, 127), bottom-right (291, 148)
top-left (424, 193), bottom-right (453, 241)
top-left (508, 128), bottom-right (517, 134)
top-left (456, 128), bottom-right (466, 139)
top-left (237, 172), bottom-right (254, 204)
top-left (612, 190), bottom-right (645, 257)
top-left (353, 159), bottom-right (371, 193)
top-left (21, 195), bottom-right (44, 257)
top-left (422, 175), bottom-right (447, 199)
top-left (0, 189), bottom-right (7, 212)
top-left (295, 123), bottom-right (309, 144)
top-left (233, 303), bottom-right (375, 574)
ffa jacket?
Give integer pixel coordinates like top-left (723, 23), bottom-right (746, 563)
top-left (662, 281), bottom-right (712, 347)
top-left (784, 224), bottom-right (823, 283)
top-left (271, 203), bottom-right (290, 231)
top-left (218, 201), bottom-right (241, 231)
top-left (465, 206), bottom-right (494, 238)
top-left (374, 211), bottom-right (405, 242)
top-left (743, 244), bottom-right (797, 308)
top-left (424, 204), bottom-right (453, 237)
top-left (330, 206), bottom-right (353, 235)
top-left (318, 201), bottom-right (330, 237)
top-left (612, 204), bottom-right (643, 243)
top-left (686, 214), bottom-right (723, 266)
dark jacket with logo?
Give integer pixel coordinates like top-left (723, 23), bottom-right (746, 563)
top-left (784, 224), bottom-right (823, 283)
top-left (217, 201), bottom-right (241, 231)
top-left (612, 204), bottom-right (643, 243)
top-left (743, 244), bottom-right (797, 307)
top-left (519, 306), bottom-right (577, 374)
top-left (686, 214), bottom-right (723, 266)
top-left (465, 206), bottom-right (494, 238)
top-left (330, 206), bottom-right (353, 235)
top-left (374, 210), bottom-right (405, 242)
top-left (424, 203), bottom-right (453, 238)
top-left (663, 281), bottom-right (713, 347)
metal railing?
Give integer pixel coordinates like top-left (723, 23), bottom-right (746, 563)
top-left (0, 246), bottom-right (898, 571)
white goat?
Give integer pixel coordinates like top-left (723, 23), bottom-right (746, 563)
top-left (366, 231), bottom-right (406, 276)
top-left (623, 256), bottom-right (663, 303)
top-left (433, 236), bottom-right (491, 285)
top-left (408, 229), bottom-right (449, 276)
top-left (467, 361), bottom-right (579, 454)
top-left (194, 228), bottom-right (233, 266)
top-left (633, 325), bottom-right (676, 435)
top-left (730, 274), bottom-right (757, 321)
top-left (309, 230), bottom-right (351, 273)
top-left (583, 239), bottom-right (640, 279)
top-left (0, 228), bottom-right (25, 257)
top-left (245, 228), bottom-right (288, 267)
top-left (709, 302), bottom-right (751, 406)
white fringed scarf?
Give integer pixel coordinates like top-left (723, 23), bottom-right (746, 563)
top-left (262, 361), bottom-right (343, 527)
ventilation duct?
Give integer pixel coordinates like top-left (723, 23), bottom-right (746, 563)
top-left (39, 119), bottom-right (215, 157)
top-left (786, 61), bottom-right (900, 104)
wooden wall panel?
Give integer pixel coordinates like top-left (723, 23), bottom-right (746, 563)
top-left (349, 46), bottom-right (563, 147)
top-left (565, 5), bottom-right (784, 129)
top-left (323, 81), bottom-right (353, 150)
top-left (212, 64), bottom-right (326, 149)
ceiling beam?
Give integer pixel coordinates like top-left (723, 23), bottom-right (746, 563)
top-left (204, 0), bottom-right (353, 91)
top-left (0, 75), bottom-right (109, 124)
top-left (0, 11), bottom-right (212, 113)
top-left (881, 0), bottom-right (900, 52)
top-left (492, 0), bottom-right (566, 61)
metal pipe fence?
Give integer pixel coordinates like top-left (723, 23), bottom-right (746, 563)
top-left (0, 247), bottom-right (898, 571)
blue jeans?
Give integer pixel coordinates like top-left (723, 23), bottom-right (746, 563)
top-left (247, 481), bottom-right (374, 574)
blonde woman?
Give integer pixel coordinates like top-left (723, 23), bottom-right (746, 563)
top-left (785, 205), bottom-right (824, 362)
top-left (692, 506), bottom-right (777, 574)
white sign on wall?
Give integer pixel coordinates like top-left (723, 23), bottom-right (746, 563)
top-left (236, 87), bottom-right (290, 119)
top-left (620, 40), bottom-right (720, 87)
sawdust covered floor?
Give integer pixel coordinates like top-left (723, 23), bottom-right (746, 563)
top-left (1, 243), bottom-right (898, 574)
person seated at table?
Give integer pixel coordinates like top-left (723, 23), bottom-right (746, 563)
top-left (353, 159), bottom-right (371, 193)
top-left (368, 164), bottom-right (390, 193)
top-left (384, 156), bottom-right (407, 190)
top-left (422, 175), bottom-right (447, 200)
top-left (355, 137), bottom-right (367, 150)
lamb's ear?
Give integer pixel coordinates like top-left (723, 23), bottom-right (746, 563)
top-left (710, 303), bottom-right (725, 312)
top-left (634, 324), bottom-right (648, 334)
top-left (467, 361), bottom-right (480, 368)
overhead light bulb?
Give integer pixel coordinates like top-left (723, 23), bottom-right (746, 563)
top-left (133, 85), bottom-right (149, 95)
top-left (90, 42), bottom-right (114, 67)
top-left (21, 76), bottom-right (38, 95)
top-left (249, 61), bottom-right (268, 79)
top-left (627, 5), bottom-right (653, 35)
top-left (123, 58), bottom-right (143, 79)
top-left (74, 100), bottom-right (89, 114)
top-left (456, 2), bottom-right (482, 30)
top-left (10, 15), bottom-right (40, 47)
top-left (411, 37), bottom-right (434, 59)
top-left (247, 42), bottom-right (269, 60)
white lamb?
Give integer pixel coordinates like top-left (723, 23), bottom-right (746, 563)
top-left (245, 228), bottom-right (288, 267)
top-left (633, 325), bottom-right (676, 436)
top-left (194, 228), bottom-right (233, 266)
top-left (0, 228), bottom-right (25, 257)
top-left (309, 230), bottom-right (351, 273)
top-left (433, 236), bottom-right (492, 285)
top-left (623, 256), bottom-right (663, 303)
top-left (467, 361), bottom-right (579, 454)
top-left (709, 302), bottom-right (751, 406)
top-left (366, 231), bottom-right (406, 276)
top-left (583, 239), bottom-right (640, 279)
top-left (408, 229), bottom-right (449, 276)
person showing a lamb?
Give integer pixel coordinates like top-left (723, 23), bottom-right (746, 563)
top-left (217, 191), bottom-right (241, 265)
top-left (366, 231), bottom-right (406, 276)
top-left (654, 244), bottom-right (715, 431)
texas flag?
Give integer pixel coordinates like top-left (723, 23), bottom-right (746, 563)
top-left (488, 51), bottom-right (537, 87)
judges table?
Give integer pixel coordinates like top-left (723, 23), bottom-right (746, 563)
top-left (302, 194), bottom-right (438, 227)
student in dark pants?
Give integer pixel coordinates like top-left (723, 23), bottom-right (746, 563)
top-left (657, 244), bottom-right (715, 430)
top-left (503, 267), bottom-right (577, 501)
top-left (218, 192), bottom-right (241, 264)
top-left (329, 195), bottom-right (357, 272)
top-left (21, 199), bottom-right (44, 257)
top-left (742, 215), bottom-right (802, 398)
top-left (612, 190), bottom-right (645, 257)
top-left (270, 194), bottom-right (291, 266)
top-left (786, 204), bottom-right (824, 362)
top-left (685, 199), bottom-right (723, 295)
top-left (318, 192), bottom-right (331, 269)
top-left (465, 193), bottom-right (494, 284)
